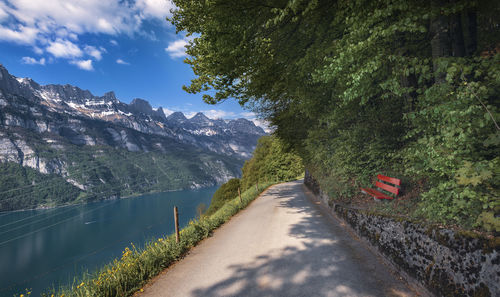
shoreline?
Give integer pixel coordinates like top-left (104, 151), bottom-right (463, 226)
top-left (0, 184), bottom-right (220, 215)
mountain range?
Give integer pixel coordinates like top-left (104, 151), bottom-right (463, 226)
top-left (0, 64), bottom-right (266, 211)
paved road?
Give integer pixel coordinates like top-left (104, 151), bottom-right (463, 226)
top-left (139, 180), bottom-right (419, 297)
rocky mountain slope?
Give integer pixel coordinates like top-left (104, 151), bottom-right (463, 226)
top-left (0, 64), bottom-right (266, 211)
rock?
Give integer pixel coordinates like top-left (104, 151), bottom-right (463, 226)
top-left (129, 98), bottom-right (153, 115)
top-left (0, 63), bottom-right (267, 183)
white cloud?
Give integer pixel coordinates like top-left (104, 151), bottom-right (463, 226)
top-left (33, 46), bottom-right (43, 54)
top-left (159, 107), bottom-right (174, 116)
top-left (251, 118), bottom-right (272, 133)
top-left (240, 112), bottom-right (256, 118)
top-left (0, 24), bottom-right (38, 44)
top-left (165, 39), bottom-right (188, 58)
top-left (84, 45), bottom-right (104, 60)
top-left (202, 109), bottom-right (236, 119)
top-left (110, 39), bottom-right (118, 46)
top-left (1, 0), bottom-right (141, 37)
top-left (185, 111), bottom-right (197, 119)
top-left (235, 111), bottom-right (271, 132)
top-left (0, 3), bottom-right (8, 21)
top-left (182, 109), bottom-right (237, 120)
top-left (0, 0), bottom-right (177, 65)
top-left (70, 59), bottom-right (93, 71)
top-left (21, 56), bottom-right (45, 65)
top-left (135, 0), bottom-right (174, 20)
top-left (0, 0), bottom-right (174, 43)
top-left (46, 38), bottom-right (82, 58)
top-left (116, 59), bottom-right (130, 65)
top-left (139, 29), bottom-right (158, 41)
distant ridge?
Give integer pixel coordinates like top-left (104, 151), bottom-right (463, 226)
top-left (0, 64), bottom-right (267, 211)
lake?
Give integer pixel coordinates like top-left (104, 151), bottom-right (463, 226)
top-left (0, 187), bottom-right (216, 296)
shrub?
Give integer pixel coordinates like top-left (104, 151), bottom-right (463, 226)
top-left (205, 178), bottom-right (240, 216)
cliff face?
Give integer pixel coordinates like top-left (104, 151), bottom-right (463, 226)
top-left (2, 66), bottom-right (264, 150)
top-left (0, 64), bottom-right (266, 211)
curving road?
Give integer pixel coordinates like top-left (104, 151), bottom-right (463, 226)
top-left (138, 180), bottom-right (420, 297)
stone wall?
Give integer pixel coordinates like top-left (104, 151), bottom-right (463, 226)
top-left (304, 170), bottom-right (499, 297)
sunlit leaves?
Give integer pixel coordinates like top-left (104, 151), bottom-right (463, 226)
top-left (169, 0), bottom-right (500, 231)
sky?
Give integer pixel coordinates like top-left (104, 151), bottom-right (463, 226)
top-left (0, 0), bottom-right (264, 126)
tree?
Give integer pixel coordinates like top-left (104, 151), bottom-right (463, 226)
top-left (170, 0), bottom-right (500, 230)
top-left (240, 136), bottom-right (303, 190)
top-left (205, 178), bottom-right (240, 215)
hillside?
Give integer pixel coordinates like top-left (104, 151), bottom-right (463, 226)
top-left (0, 65), bottom-right (266, 211)
top-left (205, 135), bottom-right (304, 216)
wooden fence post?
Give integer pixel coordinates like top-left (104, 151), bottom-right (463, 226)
top-left (238, 187), bottom-right (242, 204)
top-left (174, 206), bottom-right (180, 243)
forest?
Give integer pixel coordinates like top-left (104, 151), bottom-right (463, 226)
top-left (170, 0), bottom-right (499, 232)
top-left (0, 142), bottom-right (242, 211)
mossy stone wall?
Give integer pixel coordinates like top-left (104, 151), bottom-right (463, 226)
top-left (304, 171), bottom-right (499, 297)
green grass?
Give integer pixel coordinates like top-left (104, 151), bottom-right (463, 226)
top-left (40, 181), bottom-right (277, 297)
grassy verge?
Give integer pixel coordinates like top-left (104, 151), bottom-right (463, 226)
top-left (42, 182), bottom-right (277, 297)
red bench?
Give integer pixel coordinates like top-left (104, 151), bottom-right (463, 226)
top-left (361, 174), bottom-right (401, 200)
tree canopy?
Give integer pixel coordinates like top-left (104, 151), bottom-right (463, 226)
top-left (170, 0), bottom-right (500, 231)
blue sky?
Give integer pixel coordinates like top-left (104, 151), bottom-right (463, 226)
top-left (0, 0), bottom-right (260, 123)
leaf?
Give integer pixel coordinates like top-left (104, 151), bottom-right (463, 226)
top-left (483, 133), bottom-right (500, 147)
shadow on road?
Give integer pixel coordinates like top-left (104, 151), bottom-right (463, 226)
top-left (191, 182), bottom-right (412, 297)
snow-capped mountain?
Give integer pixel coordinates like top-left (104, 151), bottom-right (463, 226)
top-left (0, 64), bottom-right (265, 159)
top-left (0, 64), bottom-right (266, 211)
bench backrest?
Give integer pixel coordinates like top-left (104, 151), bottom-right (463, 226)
top-left (375, 174), bottom-right (401, 196)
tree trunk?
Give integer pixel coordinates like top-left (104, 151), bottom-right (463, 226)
top-left (450, 13), bottom-right (466, 57)
top-left (430, 0), bottom-right (452, 83)
top-left (465, 9), bottom-right (477, 56)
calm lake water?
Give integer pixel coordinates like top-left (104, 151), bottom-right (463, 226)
top-left (0, 187), bottom-right (216, 297)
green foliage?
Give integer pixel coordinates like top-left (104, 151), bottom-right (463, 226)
top-left (170, 0), bottom-right (500, 231)
top-left (477, 212), bottom-right (500, 233)
top-left (0, 162), bottom-right (81, 211)
top-left (0, 142), bottom-right (243, 211)
top-left (240, 136), bottom-right (304, 191)
top-left (205, 178), bottom-right (240, 215)
top-left (48, 181), bottom-right (275, 297)
top-left (205, 135), bottom-right (303, 216)
top-left (400, 56), bottom-right (500, 228)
